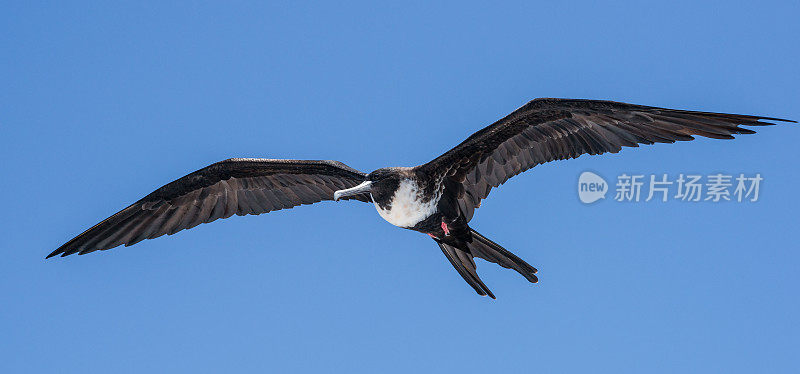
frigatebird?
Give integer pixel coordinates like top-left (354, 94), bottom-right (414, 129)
top-left (49, 98), bottom-right (794, 298)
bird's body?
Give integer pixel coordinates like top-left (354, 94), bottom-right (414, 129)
top-left (50, 98), bottom-right (794, 298)
top-left (370, 171), bottom-right (440, 229)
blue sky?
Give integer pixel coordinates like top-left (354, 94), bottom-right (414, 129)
top-left (1, 1), bottom-right (798, 372)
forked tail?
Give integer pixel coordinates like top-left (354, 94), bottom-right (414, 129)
top-left (436, 228), bottom-right (538, 298)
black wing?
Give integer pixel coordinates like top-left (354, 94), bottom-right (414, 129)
top-left (418, 98), bottom-right (794, 221)
top-left (49, 158), bottom-right (370, 257)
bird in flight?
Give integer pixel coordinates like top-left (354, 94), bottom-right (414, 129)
top-left (49, 98), bottom-right (793, 298)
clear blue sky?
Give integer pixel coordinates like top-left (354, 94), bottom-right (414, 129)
top-left (2, 1), bottom-right (798, 373)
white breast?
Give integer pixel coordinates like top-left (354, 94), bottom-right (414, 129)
top-left (373, 179), bottom-right (439, 228)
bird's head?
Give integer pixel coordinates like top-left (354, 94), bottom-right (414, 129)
top-left (333, 167), bottom-right (406, 204)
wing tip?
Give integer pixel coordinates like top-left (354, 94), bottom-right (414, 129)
top-left (45, 249), bottom-right (77, 259)
top-left (46, 243), bottom-right (72, 259)
top-left (756, 117), bottom-right (796, 124)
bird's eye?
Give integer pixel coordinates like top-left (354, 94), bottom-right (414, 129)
top-left (368, 171), bottom-right (386, 181)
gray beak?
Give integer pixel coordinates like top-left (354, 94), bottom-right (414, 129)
top-left (333, 181), bottom-right (372, 201)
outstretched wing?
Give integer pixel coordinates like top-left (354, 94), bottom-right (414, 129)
top-left (49, 158), bottom-right (370, 257)
top-left (418, 98), bottom-right (794, 221)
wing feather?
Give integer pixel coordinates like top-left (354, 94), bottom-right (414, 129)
top-left (419, 98), bottom-right (794, 221)
top-left (49, 158), bottom-right (369, 257)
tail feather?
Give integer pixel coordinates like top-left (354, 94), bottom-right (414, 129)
top-left (469, 229), bottom-right (538, 284)
top-left (435, 228), bottom-right (537, 298)
top-left (437, 242), bottom-right (496, 299)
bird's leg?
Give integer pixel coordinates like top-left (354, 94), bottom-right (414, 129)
top-left (426, 221), bottom-right (450, 240)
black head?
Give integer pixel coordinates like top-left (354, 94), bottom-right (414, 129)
top-left (366, 168), bottom-right (409, 208)
top-left (332, 167), bottom-right (412, 205)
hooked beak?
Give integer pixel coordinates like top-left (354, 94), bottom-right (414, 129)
top-left (333, 180), bottom-right (372, 201)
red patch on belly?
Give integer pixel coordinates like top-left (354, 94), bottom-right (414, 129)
top-left (441, 222), bottom-right (450, 236)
